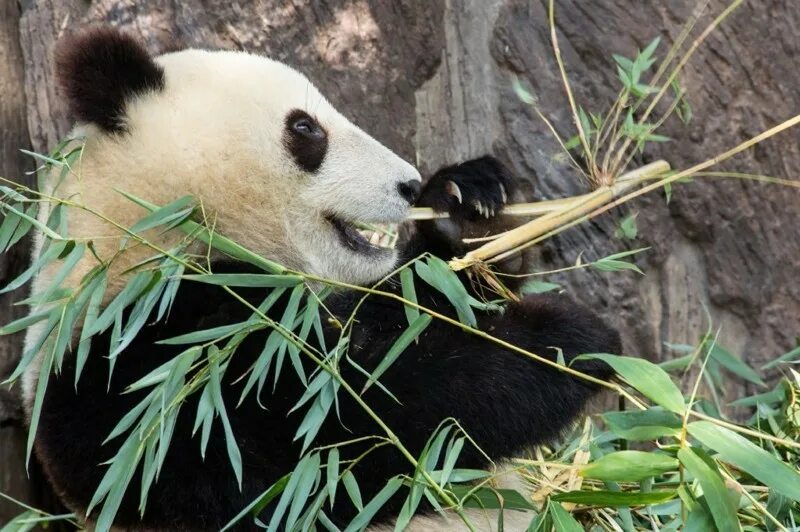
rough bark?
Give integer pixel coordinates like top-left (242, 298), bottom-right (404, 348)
top-left (2, 0), bottom-right (799, 521)
top-left (0, 0), bottom-right (36, 522)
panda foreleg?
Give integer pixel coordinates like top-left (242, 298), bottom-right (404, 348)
top-left (405, 156), bottom-right (534, 293)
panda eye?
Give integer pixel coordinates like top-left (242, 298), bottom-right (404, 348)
top-left (293, 118), bottom-right (313, 133)
top-left (290, 114), bottom-right (325, 140)
top-left (284, 109), bottom-right (329, 172)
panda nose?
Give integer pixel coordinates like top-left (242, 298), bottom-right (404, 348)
top-left (397, 179), bottom-right (421, 205)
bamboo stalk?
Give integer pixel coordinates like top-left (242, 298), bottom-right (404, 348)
top-left (448, 160), bottom-right (670, 270)
top-left (479, 112), bottom-right (800, 268)
top-left (408, 196), bottom-right (580, 220)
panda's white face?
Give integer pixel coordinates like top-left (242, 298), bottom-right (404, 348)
top-left (130, 49), bottom-right (421, 284)
top-left (58, 42), bottom-right (420, 287)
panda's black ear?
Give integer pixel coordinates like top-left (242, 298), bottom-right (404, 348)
top-left (55, 26), bottom-right (165, 133)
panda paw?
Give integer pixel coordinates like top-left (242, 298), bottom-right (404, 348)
top-left (417, 156), bottom-right (514, 221)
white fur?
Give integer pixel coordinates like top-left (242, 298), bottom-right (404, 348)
top-left (22, 48), bottom-right (419, 406)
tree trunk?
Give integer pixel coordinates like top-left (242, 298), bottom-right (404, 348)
top-left (0, 0), bottom-right (36, 522)
top-left (2, 0), bottom-right (798, 521)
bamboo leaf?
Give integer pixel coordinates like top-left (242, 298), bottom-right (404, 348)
top-left (209, 360), bottom-right (243, 489)
top-left (677, 447), bottom-right (740, 532)
top-left (156, 321), bottom-right (254, 345)
top-left (344, 477), bottom-right (403, 532)
top-left (415, 257), bottom-right (476, 327)
top-left (362, 314), bottom-right (432, 393)
top-left (285, 452), bottom-right (321, 531)
top-left (129, 195), bottom-right (194, 233)
top-left (574, 354), bottom-right (685, 413)
top-left (707, 343), bottom-right (765, 387)
top-left (75, 270), bottom-right (108, 387)
top-left (0, 240), bottom-right (68, 295)
top-left (449, 485), bottom-right (535, 510)
top-left (688, 421), bottom-right (800, 501)
top-left (549, 502), bottom-right (583, 532)
top-left (552, 489), bottom-right (677, 506)
top-left (762, 345), bottom-right (800, 370)
top-left (602, 408), bottom-right (682, 440)
top-left (399, 267), bottom-right (420, 327)
top-left (342, 471), bottom-right (363, 511)
top-left (119, 190), bottom-right (285, 273)
top-left (326, 449), bottom-right (339, 509)
top-left (580, 450), bottom-right (678, 482)
top-left (521, 280), bottom-right (561, 294)
top-left (183, 273), bottom-right (303, 287)
top-left (0, 310), bottom-right (50, 335)
top-left (221, 474), bottom-right (290, 531)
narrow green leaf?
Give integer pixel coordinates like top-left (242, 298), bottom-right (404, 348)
top-left (677, 447), bottom-right (740, 532)
top-left (326, 449), bottom-right (339, 509)
top-left (574, 354), bottom-right (685, 413)
top-left (118, 190), bottom-right (285, 273)
top-left (728, 385), bottom-right (786, 408)
top-left (129, 195), bottom-right (194, 233)
top-left (344, 477), bottom-right (403, 532)
top-left (363, 314), bottom-right (432, 393)
top-left (399, 267), bottom-right (420, 327)
top-left (521, 280), bottom-right (561, 294)
top-left (415, 257), bottom-right (476, 327)
top-left (592, 258), bottom-right (644, 275)
top-left (548, 502), bottom-right (583, 532)
top-left (602, 409), bottom-right (682, 440)
top-left (438, 437), bottom-right (465, 488)
top-left (75, 270), bottom-right (107, 386)
top-left (285, 452), bottom-right (321, 530)
top-left (449, 485), bottom-right (535, 511)
top-left (0, 239), bottom-right (68, 295)
top-left (552, 489), bottom-right (677, 506)
top-left (156, 321), bottom-right (253, 345)
top-left (26, 347), bottom-right (55, 468)
top-left (0, 310), bottom-right (50, 335)
top-left (707, 343), bottom-right (765, 387)
top-left (221, 474), bottom-right (291, 531)
top-left (208, 361), bottom-right (243, 489)
top-left (19, 148), bottom-right (65, 167)
top-left (762, 345), bottom-right (800, 370)
top-left (342, 471), bottom-right (363, 511)
top-left (580, 451), bottom-right (678, 482)
top-left (0, 202), bottom-right (62, 241)
top-left (183, 273), bottom-right (303, 288)
top-left (614, 212), bottom-right (638, 240)
top-left (688, 421), bottom-right (800, 501)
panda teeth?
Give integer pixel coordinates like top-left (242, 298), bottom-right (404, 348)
top-left (369, 231), bottom-right (382, 246)
top-left (378, 234), bottom-right (393, 247)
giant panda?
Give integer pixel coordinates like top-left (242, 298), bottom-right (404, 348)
top-left (19, 27), bottom-right (621, 531)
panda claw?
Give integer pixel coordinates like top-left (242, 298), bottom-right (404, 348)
top-left (445, 180), bottom-right (463, 204)
top-left (499, 184), bottom-right (507, 204)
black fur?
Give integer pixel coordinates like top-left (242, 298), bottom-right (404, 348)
top-left (55, 27), bottom-right (165, 133)
top-left (33, 157), bottom-right (619, 530)
top-left (283, 109), bottom-right (329, 172)
top-left (417, 156), bottom-right (514, 222)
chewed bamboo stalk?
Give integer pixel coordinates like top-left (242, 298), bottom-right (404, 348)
top-left (408, 196), bottom-right (579, 220)
top-left (448, 160), bottom-right (670, 271)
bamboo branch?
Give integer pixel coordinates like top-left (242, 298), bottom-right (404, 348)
top-left (408, 196), bottom-right (580, 220)
top-left (448, 160), bottom-right (670, 270)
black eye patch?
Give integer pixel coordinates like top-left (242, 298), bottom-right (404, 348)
top-left (283, 109), bottom-right (328, 172)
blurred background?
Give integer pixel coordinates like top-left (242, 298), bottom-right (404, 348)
top-left (2, 0), bottom-right (798, 520)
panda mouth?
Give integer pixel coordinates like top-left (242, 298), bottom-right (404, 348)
top-left (326, 215), bottom-right (396, 255)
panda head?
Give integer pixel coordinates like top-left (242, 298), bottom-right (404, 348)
top-left (55, 27), bottom-right (421, 285)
